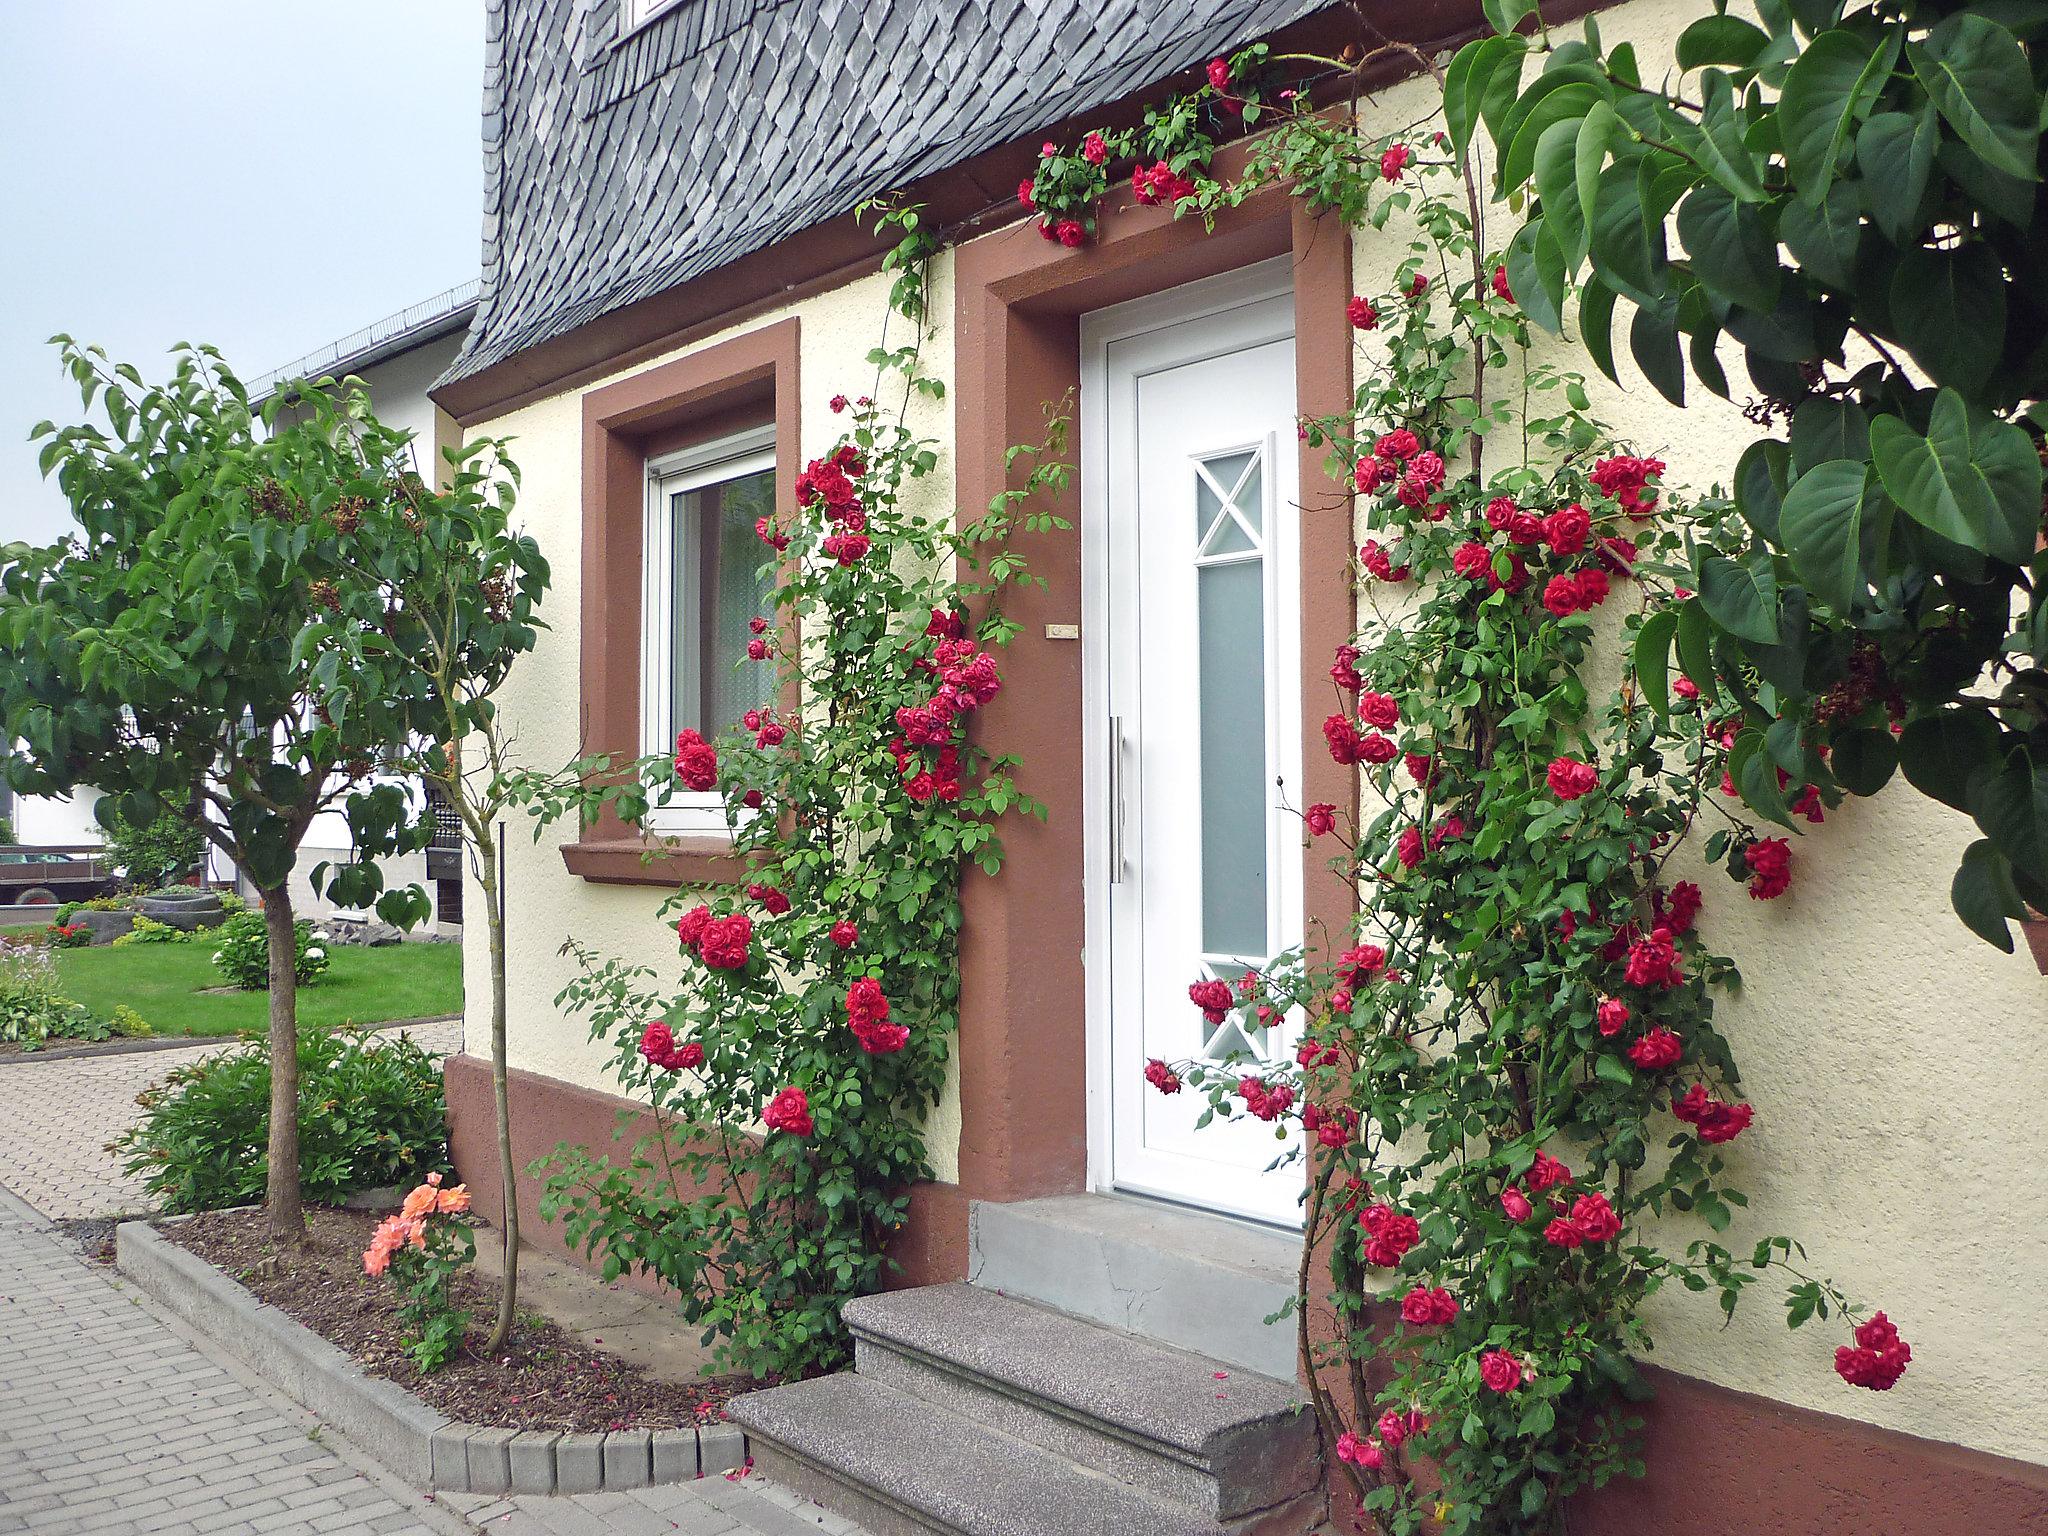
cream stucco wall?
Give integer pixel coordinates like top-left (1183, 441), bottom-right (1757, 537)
top-left (1346, 0), bottom-right (2047, 1467)
top-left (461, 259), bottom-right (963, 1181)
top-left (465, 0), bottom-right (2043, 1468)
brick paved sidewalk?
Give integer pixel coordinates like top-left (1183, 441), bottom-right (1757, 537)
top-left (0, 1187), bottom-right (458, 1536)
top-left (0, 1019), bottom-right (462, 1220)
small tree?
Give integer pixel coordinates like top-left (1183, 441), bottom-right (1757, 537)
top-left (376, 448), bottom-right (547, 1354)
top-left (0, 340), bottom-right (462, 1243)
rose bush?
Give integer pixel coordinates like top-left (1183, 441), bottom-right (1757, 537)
top-left (536, 206), bottom-right (1073, 1380)
top-left (1041, 48), bottom-right (1906, 1536)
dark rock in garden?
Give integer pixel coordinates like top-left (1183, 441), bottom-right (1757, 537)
top-left (327, 919), bottom-right (405, 947)
top-left (138, 890), bottom-right (225, 932)
top-left (75, 909), bottom-right (135, 944)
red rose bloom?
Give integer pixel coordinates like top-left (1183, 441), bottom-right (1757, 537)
top-left (1527, 1150), bottom-right (1571, 1191)
top-left (1835, 1312), bottom-right (1911, 1390)
top-left (1591, 454), bottom-right (1666, 518)
top-left (1055, 219), bottom-right (1086, 248)
top-left (747, 637), bottom-right (769, 660)
top-left (1452, 541), bottom-right (1494, 582)
top-left (1017, 177), bottom-right (1036, 210)
top-left (1238, 1076), bottom-right (1295, 1121)
top-left (1745, 837), bottom-right (1792, 900)
top-left (1359, 1202), bottom-right (1420, 1266)
top-left (1188, 978), bottom-right (1234, 1024)
top-left (1597, 996), bottom-right (1631, 1037)
top-left (675, 905), bottom-right (712, 948)
top-left (1400, 1286), bottom-right (1459, 1327)
top-left (1544, 504), bottom-right (1591, 555)
top-left (1207, 55), bottom-right (1231, 91)
top-left (1492, 264), bottom-right (1514, 303)
top-left (674, 728), bottom-right (718, 792)
top-left (1359, 538), bottom-right (1409, 581)
top-left (697, 913), bottom-right (753, 970)
top-left (1570, 1192), bottom-right (1622, 1242)
top-left (829, 920), bottom-right (859, 949)
top-left (1376, 429), bottom-right (1422, 461)
top-left (1082, 131), bottom-right (1107, 165)
top-left (1673, 1083), bottom-right (1754, 1143)
top-left (1408, 272), bottom-right (1429, 298)
top-left (1304, 803), bottom-right (1338, 837)
top-left (1379, 143), bottom-right (1412, 181)
top-left (1624, 930), bottom-right (1683, 989)
top-left (1500, 1186), bottom-right (1533, 1221)
top-left (1376, 1409), bottom-right (1409, 1448)
top-left (1628, 1027), bottom-right (1683, 1070)
top-left (1547, 756), bottom-right (1599, 800)
top-left (1544, 1217), bottom-right (1587, 1249)
top-left (1479, 1349), bottom-right (1523, 1393)
top-left (1324, 714), bottom-right (1366, 765)
top-left (847, 977), bottom-right (908, 1054)
top-left (1354, 456), bottom-right (1390, 494)
top-left (1395, 826), bottom-right (1425, 869)
top-left (763, 1086), bottom-right (813, 1138)
top-left (1144, 1058), bottom-right (1182, 1095)
top-left (1347, 297), bottom-right (1379, 331)
top-left (747, 883), bottom-right (791, 916)
top-left (1660, 880), bottom-right (1703, 934)
top-left (1359, 691), bottom-right (1399, 729)
top-left (1360, 731), bottom-right (1398, 766)
top-left (639, 1021), bottom-right (678, 1069)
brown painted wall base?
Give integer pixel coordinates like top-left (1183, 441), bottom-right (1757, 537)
top-left (442, 1051), bottom-right (969, 1300)
top-left (448, 1054), bottom-right (2046, 1532)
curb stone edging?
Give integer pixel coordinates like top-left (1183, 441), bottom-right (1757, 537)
top-left (114, 1218), bottom-right (746, 1494)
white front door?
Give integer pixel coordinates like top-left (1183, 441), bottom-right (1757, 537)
top-left (1083, 261), bottom-right (1305, 1228)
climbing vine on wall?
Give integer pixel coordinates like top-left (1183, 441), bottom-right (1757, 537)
top-left (531, 204), bottom-right (1074, 1380)
top-left (1034, 35), bottom-right (1907, 1536)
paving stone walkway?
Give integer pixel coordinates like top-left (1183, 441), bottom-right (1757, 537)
top-left (0, 1020), bottom-right (462, 1220)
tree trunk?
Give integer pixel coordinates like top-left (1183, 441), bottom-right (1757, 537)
top-left (480, 831), bottom-right (519, 1353)
top-left (263, 885), bottom-right (305, 1245)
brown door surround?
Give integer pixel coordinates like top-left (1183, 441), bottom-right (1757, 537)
top-left (940, 139), bottom-right (1357, 1271)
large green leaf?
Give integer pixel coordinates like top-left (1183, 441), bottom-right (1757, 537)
top-left (1897, 708), bottom-right (2002, 812)
top-left (1970, 752), bottom-right (2048, 884)
top-left (1445, 34), bottom-right (1529, 159)
top-left (1830, 727), bottom-right (1898, 796)
top-left (1634, 607), bottom-right (1680, 715)
top-left (1697, 552), bottom-right (1782, 643)
top-left (1735, 437), bottom-right (1791, 542)
top-left (1676, 184), bottom-right (1781, 311)
top-left (1675, 598), bottom-right (1719, 699)
top-left (1677, 15), bottom-right (1771, 71)
top-left (1869, 391), bottom-right (2042, 566)
top-left (1630, 302), bottom-right (1685, 405)
top-left (1952, 839), bottom-right (2027, 951)
top-left (1777, 182), bottom-right (1862, 289)
top-left (1777, 459), bottom-right (1887, 613)
top-left (1589, 161), bottom-right (1665, 307)
top-left (1909, 14), bottom-right (2041, 182)
top-left (1889, 244), bottom-right (2009, 395)
top-left (1789, 397), bottom-right (1870, 474)
top-left (1500, 81), bottom-right (1606, 197)
top-left (1855, 108), bottom-right (1938, 244)
top-left (1695, 70), bottom-right (1770, 202)
top-left (1506, 219), bottom-right (1568, 333)
top-left (1732, 727), bottom-right (1796, 826)
top-left (1533, 116), bottom-right (1590, 267)
top-left (1779, 27), bottom-right (1904, 202)
top-left (1577, 275), bottom-right (1620, 383)
top-left (1574, 102), bottom-right (1620, 250)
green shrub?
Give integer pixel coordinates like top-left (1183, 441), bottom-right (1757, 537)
top-left (109, 1004), bottom-right (151, 1038)
top-left (0, 816), bottom-right (13, 845)
top-left (114, 1027), bottom-right (449, 1212)
top-left (47, 922), bottom-right (93, 949)
top-left (100, 806), bottom-right (204, 889)
top-left (0, 941), bottom-right (107, 1047)
top-left (210, 910), bottom-right (329, 988)
top-left (111, 915), bottom-right (189, 947)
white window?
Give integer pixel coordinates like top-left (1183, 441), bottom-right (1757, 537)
top-left (618, 0), bottom-right (683, 37)
top-left (641, 424), bottom-right (777, 834)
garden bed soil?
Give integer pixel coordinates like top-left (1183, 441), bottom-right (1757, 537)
top-left (163, 1206), bottom-right (747, 1434)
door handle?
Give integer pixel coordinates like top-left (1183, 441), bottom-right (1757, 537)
top-left (1108, 714), bottom-right (1126, 885)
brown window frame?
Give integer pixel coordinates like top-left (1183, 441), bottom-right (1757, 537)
top-left (563, 317), bottom-right (800, 886)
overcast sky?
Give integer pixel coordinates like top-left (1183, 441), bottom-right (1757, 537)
top-left (0, 3), bottom-right (484, 549)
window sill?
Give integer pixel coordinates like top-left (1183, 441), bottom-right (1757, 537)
top-left (559, 835), bottom-right (744, 887)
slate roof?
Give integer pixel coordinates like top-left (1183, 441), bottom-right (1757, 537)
top-left (440, 0), bottom-right (1328, 390)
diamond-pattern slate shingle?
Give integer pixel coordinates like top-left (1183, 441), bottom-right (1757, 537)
top-left (441, 0), bottom-right (1328, 390)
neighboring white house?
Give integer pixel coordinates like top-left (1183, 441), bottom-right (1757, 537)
top-left (0, 776), bottom-right (101, 848)
top-left (247, 281), bottom-right (481, 928)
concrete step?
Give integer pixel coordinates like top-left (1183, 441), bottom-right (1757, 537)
top-left (967, 1194), bottom-right (1301, 1379)
top-left (730, 1372), bottom-right (1324, 1536)
top-left (844, 1283), bottom-right (1316, 1521)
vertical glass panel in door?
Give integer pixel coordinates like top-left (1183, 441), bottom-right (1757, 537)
top-left (1196, 557), bottom-right (1268, 957)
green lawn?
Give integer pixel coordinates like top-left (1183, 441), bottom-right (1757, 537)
top-left (56, 940), bottom-right (463, 1039)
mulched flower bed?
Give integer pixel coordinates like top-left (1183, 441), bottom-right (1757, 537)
top-left (163, 1206), bottom-right (746, 1434)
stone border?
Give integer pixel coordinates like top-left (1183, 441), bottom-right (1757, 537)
top-left (0, 1012), bottom-right (462, 1067)
top-left (114, 1218), bottom-right (747, 1494)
